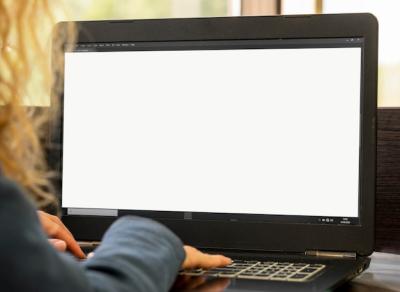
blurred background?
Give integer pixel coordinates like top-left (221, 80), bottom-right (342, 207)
top-left (64, 0), bottom-right (400, 107)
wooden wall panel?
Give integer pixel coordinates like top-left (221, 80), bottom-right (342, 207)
top-left (241, 0), bottom-right (279, 16)
top-left (376, 108), bottom-right (400, 253)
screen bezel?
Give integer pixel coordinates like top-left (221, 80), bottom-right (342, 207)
top-left (54, 14), bottom-right (377, 256)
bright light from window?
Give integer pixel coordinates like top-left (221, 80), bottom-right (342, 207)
top-left (325, 0), bottom-right (400, 64)
top-left (324, 0), bottom-right (400, 107)
top-left (229, 0), bottom-right (241, 16)
top-left (282, 0), bottom-right (315, 14)
top-left (65, 0), bottom-right (229, 20)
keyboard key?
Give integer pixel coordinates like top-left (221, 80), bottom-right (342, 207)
top-left (259, 264), bottom-right (273, 268)
top-left (180, 259), bottom-right (325, 282)
top-left (272, 274), bottom-right (287, 279)
top-left (203, 271), bottom-right (219, 276)
top-left (220, 271), bottom-right (238, 274)
top-left (258, 272), bottom-right (273, 277)
top-left (248, 268), bottom-right (264, 272)
top-left (233, 263), bottom-right (253, 267)
top-left (290, 273), bottom-right (308, 279)
top-left (210, 267), bottom-right (234, 272)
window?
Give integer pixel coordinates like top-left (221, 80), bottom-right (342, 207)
top-left (61, 0), bottom-right (398, 107)
top-left (240, 0), bottom-right (399, 107)
top-left (281, 0), bottom-right (316, 14)
top-left (66, 0), bottom-right (229, 20)
top-left (323, 0), bottom-right (400, 107)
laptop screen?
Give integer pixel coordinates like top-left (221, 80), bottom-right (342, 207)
top-left (62, 38), bottom-right (363, 226)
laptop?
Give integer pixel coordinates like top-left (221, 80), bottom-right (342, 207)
top-left (53, 13), bottom-right (378, 291)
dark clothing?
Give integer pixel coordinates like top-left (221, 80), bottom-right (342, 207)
top-left (0, 176), bottom-right (185, 292)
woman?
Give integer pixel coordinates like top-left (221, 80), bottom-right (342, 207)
top-left (0, 1), bottom-right (230, 291)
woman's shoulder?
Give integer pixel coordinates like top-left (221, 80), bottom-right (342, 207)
top-left (0, 175), bottom-right (26, 195)
top-left (0, 176), bottom-right (24, 200)
top-left (0, 176), bottom-right (36, 218)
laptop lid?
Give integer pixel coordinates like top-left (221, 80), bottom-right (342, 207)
top-left (55, 14), bottom-right (378, 256)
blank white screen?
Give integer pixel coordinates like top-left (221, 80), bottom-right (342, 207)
top-left (63, 47), bottom-right (361, 217)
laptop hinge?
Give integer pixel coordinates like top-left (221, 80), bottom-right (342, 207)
top-left (67, 208), bottom-right (118, 217)
top-left (78, 241), bottom-right (101, 248)
top-left (305, 250), bottom-right (357, 259)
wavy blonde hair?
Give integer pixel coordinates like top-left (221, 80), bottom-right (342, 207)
top-left (0, 0), bottom-right (72, 210)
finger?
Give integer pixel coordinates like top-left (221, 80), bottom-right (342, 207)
top-left (195, 249), bottom-right (232, 269)
top-left (47, 216), bottom-right (83, 257)
top-left (51, 224), bottom-right (86, 259)
top-left (38, 211), bottom-right (74, 237)
top-left (182, 246), bottom-right (232, 270)
top-left (38, 212), bottom-right (86, 259)
top-left (182, 246), bottom-right (200, 269)
top-left (49, 239), bottom-right (67, 252)
top-left (39, 215), bottom-right (86, 259)
top-left (198, 253), bottom-right (232, 269)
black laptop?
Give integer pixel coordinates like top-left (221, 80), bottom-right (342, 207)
top-left (54, 13), bottom-right (378, 291)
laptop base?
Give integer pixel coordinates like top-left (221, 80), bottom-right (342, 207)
top-left (173, 250), bottom-right (370, 292)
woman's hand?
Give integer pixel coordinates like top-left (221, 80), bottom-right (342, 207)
top-left (182, 245), bottom-right (232, 270)
top-left (37, 211), bottom-right (86, 259)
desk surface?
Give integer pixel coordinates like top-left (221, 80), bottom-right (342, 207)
top-left (340, 252), bottom-right (400, 292)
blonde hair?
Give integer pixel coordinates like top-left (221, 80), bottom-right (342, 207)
top-left (0, 1), bottom-right (72, 210)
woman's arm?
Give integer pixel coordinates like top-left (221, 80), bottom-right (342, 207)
top-left (82, 216), bottom-right (185, 292)
top-left (0, 177), bottom-right (184, 291)
top-left (0, 176), bottom-right (229, 292)
top-left (0, 177), bottom-right (91, 292)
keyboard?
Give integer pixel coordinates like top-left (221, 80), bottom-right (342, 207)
top-left (180, 260), bottom-right (326, 282)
